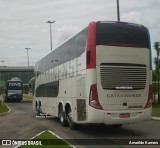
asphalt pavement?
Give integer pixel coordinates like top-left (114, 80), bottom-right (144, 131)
top-left (0, 96), bottom-right (160, 148)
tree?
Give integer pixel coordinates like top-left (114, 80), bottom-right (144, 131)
top-left (152, 70), bottom-right (157, 104)
top-left (154, 42), bottom-right (160, 103)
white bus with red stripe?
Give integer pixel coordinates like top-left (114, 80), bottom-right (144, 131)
top-left (33, 21), bottom-right (152, 129)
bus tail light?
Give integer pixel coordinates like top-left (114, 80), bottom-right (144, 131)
top-left (86, 22), bottom-right (96, 69)
top-left (144, 85), bottom-right (153, 109)
top-left (89, 84), bottom-right (103, 110)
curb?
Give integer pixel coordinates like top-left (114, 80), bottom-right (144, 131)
top-left (22, 100), bottom-right (32, 103)
top-left (49, 130), bottom-right (76, 148)
top-left (0, 103), bottom-right (11, 117)
top-left (14, 130), bottom-right (76, 148)
top-left (151, 117), bottom-right (160, 121)
top-left (13, 130), bottom-right (46, 148)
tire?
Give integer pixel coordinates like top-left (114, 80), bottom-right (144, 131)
top-left (67, 107), bottom-right (77, 130)
top-left (113, 124), bottom-right (123, 128)
top-left (59, 106), bottom-right (67, 126)
top-left (35, 102), bottom-right (40, 115)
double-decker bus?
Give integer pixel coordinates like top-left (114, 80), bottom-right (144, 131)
top-left (4, 78), bottom-right (23, 102)
top-left (33, 21), bottom-right (152, 129)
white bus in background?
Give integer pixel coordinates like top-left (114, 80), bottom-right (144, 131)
top-left (33, 21), bottom-right (152, 129)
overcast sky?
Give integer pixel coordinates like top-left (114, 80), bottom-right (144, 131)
top-left (0, 0), bottom-right (159, 67)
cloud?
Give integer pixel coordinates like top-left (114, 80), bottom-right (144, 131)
top-left (54, 25), bottom-right (81, 47)
top-left (0, 0), bottom-right (159, 67)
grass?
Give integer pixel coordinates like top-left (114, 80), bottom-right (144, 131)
top-left (20, 130), bottom-right (72, 148)
top-left (23, 94), bottom-right (33, 102)
top-left (152, 103), bottom-right (160, 117)
top-left (23, 94), bottom-right (33, 100)
top-left (0, 100), bottom-right (9, 113)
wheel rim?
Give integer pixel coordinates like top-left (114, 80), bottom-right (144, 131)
top-left (67, 110), bottom-right (72, 125)
top-left (60, 113), bottom-right (64, 123)
top-left (59, 106), bottom-right (65, 124)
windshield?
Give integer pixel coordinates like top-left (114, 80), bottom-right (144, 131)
top-left (96, 22), bottom-right (149, 48)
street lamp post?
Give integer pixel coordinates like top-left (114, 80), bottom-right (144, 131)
top-left (25, 48), bottom-right (30, 67)
top-left (46, 20), bottom-right (56, 51)
top-left (1, 60), bottom-right (4, 67)
top-left (117, 0), bottom-right (120, 21)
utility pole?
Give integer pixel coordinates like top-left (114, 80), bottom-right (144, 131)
top-left (117, 0), bottom-right (120, 21)
top-left (46, 21), bottom-right (56, 51)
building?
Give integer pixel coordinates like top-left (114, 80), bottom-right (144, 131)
top-left (0, 66), bottom-right (34, 93)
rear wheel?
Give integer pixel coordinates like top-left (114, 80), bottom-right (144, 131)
top-left (35, 101), bottom-right (40, 115)
top-left (67, 107), bottom-right (77, 130)
top-left (59, 105), bottom-right (67, 126)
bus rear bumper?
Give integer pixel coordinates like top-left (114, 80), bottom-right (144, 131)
top-left (87, 107), bottom-right (152, 125)
top-left (6, 97), bottom-right (22, 102)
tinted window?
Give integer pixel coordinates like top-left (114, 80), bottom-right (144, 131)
top-left (37, 28), bottom-right (87, 73)
top-left (36, 81), bottom-right (59, 97)
top-left (74, 29), bottom-right (87, 56)
top-left (96, 22), bottom-right (149, 48)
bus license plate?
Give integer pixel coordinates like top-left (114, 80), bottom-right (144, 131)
top-left (120, 113), bottom-right (130, 118)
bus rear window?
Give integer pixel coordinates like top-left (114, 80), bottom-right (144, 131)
top-left (96, 22), bottom-right (149, 48)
